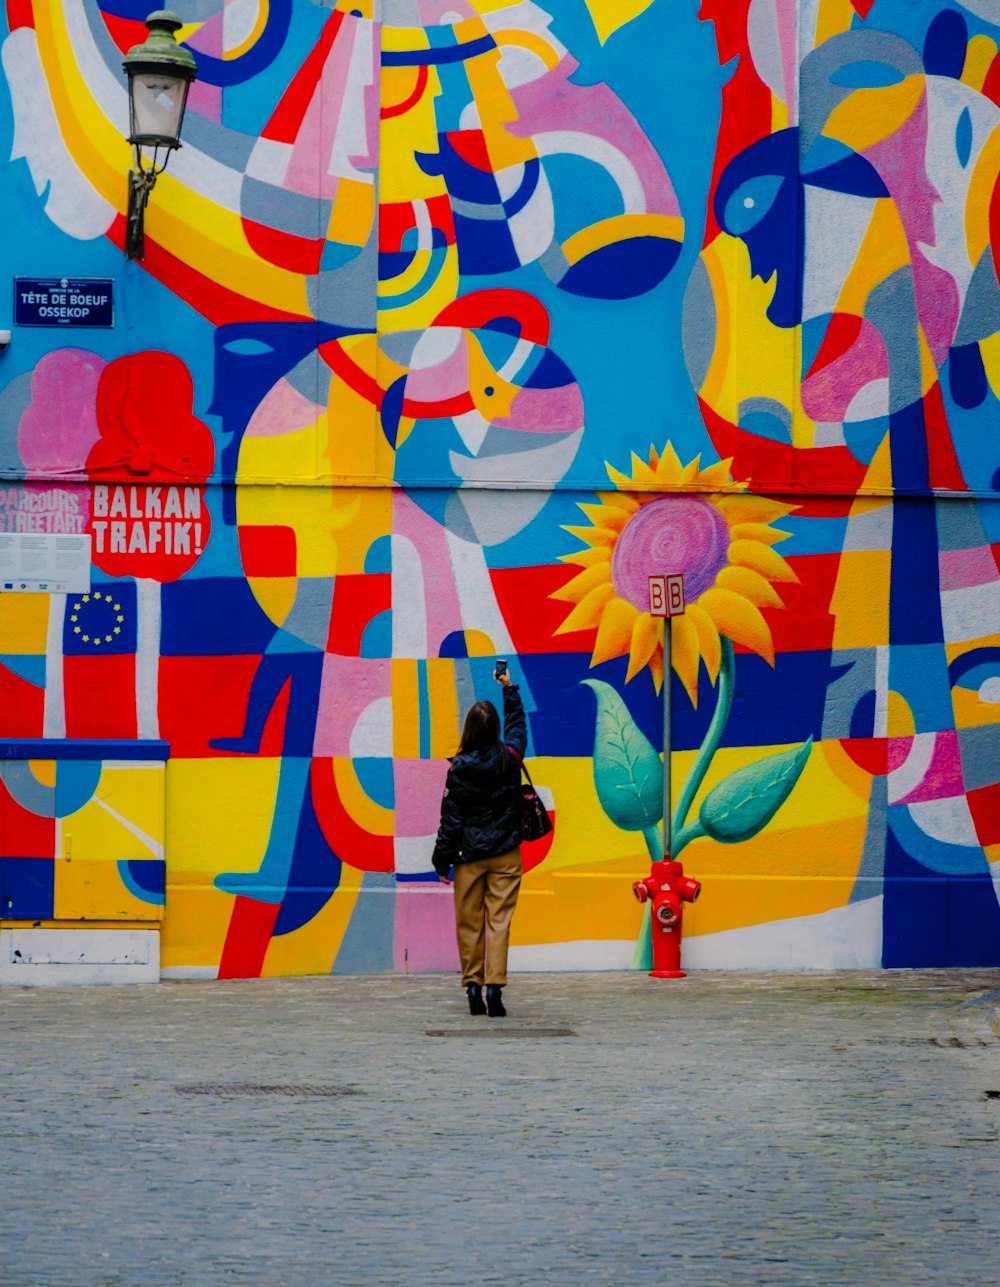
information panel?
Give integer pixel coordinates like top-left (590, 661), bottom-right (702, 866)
top-left (0, 533), bottom-right (92, 593)
top-left (14, 278), bottom-right (114, 328)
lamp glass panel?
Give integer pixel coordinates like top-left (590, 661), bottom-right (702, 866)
top-left (129, 72), bottom-right (186, 142)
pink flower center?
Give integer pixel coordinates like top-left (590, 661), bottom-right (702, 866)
top-left (611, 497), bottom-right (730, 609)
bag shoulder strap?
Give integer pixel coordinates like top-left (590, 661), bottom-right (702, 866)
top-left (505, 743), bottom-right (535, 788)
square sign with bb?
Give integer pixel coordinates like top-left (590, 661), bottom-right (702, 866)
top-left (648, 574), bottom-right (685, 617)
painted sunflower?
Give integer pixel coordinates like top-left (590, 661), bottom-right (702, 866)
top-left (553, 444), bottom-right (797, 700)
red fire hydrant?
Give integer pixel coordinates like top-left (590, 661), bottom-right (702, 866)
top-left (632, 859), bottom-right (702, 978)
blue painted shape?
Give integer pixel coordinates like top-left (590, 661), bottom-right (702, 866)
top-left (272, 781), bottom-right (341, 936)
top-left (888, 804), bottom-right (988, 877)
top-left (714, 651), bottom-right (846, 749)
top-left (117, 859), bottom-right (165, 906)
top-left (849, 690), bottom-right (879, 739)
top-left (209, 651), bottom-right (323, 757)
top-left (383, 34), bottom-right (495, 65)
top-left (160, 576), bottom-right (278, 656)
top-left (453, 213), bottom-right (520, 276)
top-left (54, 761), bottom-right (103, 819)
top-left (923, 9), bottom-right (968, 79)
top-left (353, 758), bottom-right (394, 810)
top-left (739, 409), bottom-right (792, 443)
top-left (946, 878), bottom-right (1000, 965)
top-left (829, 61), bottom-right (905, 89)
top-left (888, 643), bottom-right (954, 728)
top-left (804, 153), bottom-right (889, 198)
top-left (502, 157), bottom-right (541, 219)
top-left (363, 536), bottom-right (393, 575)
top-left (64, 583), bottom-right (137, 656)
top-left (0, 740), bottom-right (169, 762)
top-left (715, 129), bottom-right (803, 327)
top-left (948, 343), bottom-right (988, 409)
top-left (380, 376), bottom-right (406, 449)
top-left (881, 876), bottom-right (948, 967)
top-left (360, 611), bottom-right (393, 659)
top-left (889, 495), bottom-right (943, 645)
top-left (842, 414), bottom-right (890, 466)
top-left (559, 238), bottom-right (681, 300)
top-left (0, 857), bottom-right (54, 919)
top-left (950, 646), bottom-right (1000, 690)
top-left (956, 107), bottom-right (973, 168)
top-left (0, 655), bottom-right (45, 686)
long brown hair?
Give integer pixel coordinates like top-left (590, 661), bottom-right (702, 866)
top-left (457, 700), bottom-right (501, 756)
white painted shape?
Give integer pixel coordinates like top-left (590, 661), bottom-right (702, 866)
top-left (534, 132), bottom-right (645, 213)
top-left (886, 731), bottom-right (935, 804)
top-left (508, 168), bottom-right (555, 265)
top-left (43, 593), bottom-right (67, 738)
top-left (0, 928), bottom-right (159, 986)
top-left (409, 325), bottom-right (462, 370)
top-left (942, 581), bottom-right (1000, 643)
top-left (843, 377), bottom-right (889, 423)
top-left (135, 577), bottom-right (161, 740)
top-left (328, 20), bottom-right (377, 183)
top-left (842, 499), bottom-right (892, 552)
top-left (681, 896), bottom-right (884, 970)
top-left (160, 965), bottom-right (217, 980)
top-left (394, 834), bottom-right (435, 874)
top-left (445, 529), bottom-right (515, 652)
top-left (390, 535), bottom-right (428, 658)
top-left (224, 0), bottom-right (261, 52)
top-left (509, 938), bottom-right (637, 972)
top-left (93, 795), bottom-right (164, 860)
top-left (906, 794), bottom-right (981, 847)
top-left (452, 409), bottom-right (490, 455)
top-left (246, 137), bottom-right (292, 185)
top-left (3, 30), bottom-right (115, 239)
top-left (349, 696), bottom-right (394, 757)
top-left (803, 187), bottom-right (873, 320)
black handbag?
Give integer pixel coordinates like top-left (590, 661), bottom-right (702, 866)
top-left (507, 745), bottom-right (553, 842)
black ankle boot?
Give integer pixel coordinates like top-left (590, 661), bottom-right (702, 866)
top-left (466, 983), bottom-right (487, 1015)
top-left (485, 985), bottom-right (506, 1018)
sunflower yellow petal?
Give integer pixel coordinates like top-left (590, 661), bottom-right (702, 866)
top-left (550, 562), bottom-right (612, 603)
top-left (659, 441), bottom-right (683, 478)
top-left (564, 524), bottom-right (618, 547)
top-left (715, 564), bottom-right (785, 608)
top-left (729, 522), bottom-right (790, 546)
top-left (559, 546), bottom-right (610, 568)
top-left (698, 587), bottom-right (775, 664)
top-left (670, 612), bottom-right (702, 705)
top-left (591, 597), bottom-right (638, 666)
top-left (578, 502), bottom-right (629, 531)
top-left (625, 612), bottom-right (661, 683)
top-left (685, 601), bottom-right (721, 683)
top-left (714, 495), bottom-right (793, 525)
top-left (728, 539), bottom-right (799, 583)
top-left (697, 459), bottom-right (737, 487)
top-left (649, 645), bottom-right (664, 694)
top-left (554, 581), bottom-right (616, 634)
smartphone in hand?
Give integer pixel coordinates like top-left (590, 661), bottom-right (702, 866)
top-left (495, 658), bottom-right (508, 678)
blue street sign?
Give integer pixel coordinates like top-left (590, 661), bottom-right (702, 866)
top-left (14, 277), bottom-right (114, 328)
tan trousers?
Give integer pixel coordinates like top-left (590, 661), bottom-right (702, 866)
top-left (453, 847), bottom-right (522, 987)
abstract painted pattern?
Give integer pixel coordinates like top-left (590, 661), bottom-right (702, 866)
top-left (0, 0), bottom-right (997, 976)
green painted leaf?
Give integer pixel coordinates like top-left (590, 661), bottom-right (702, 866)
top-left (583, 679), bottom-right (662, 832)
top-left (699, 737), bottom-right (813, 844)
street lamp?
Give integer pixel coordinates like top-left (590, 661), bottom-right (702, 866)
top-left (123, 10), bottom-right (197, 261)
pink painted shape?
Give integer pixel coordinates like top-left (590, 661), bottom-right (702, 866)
top-left (246, 377), bottom-right (325, 438)
top-left (887, 736), bottom-right (913, 773)
top-left (511, 58), bottom-right (680, 217)
top-left (896, 729), bottom-right (966, 804)
top-left (403, 336), bottom-right (469, 402)
top-left (314, 654), bottom-right (391, 756)
top-left (18, 349), bottom-right (104, 474)
top-left (394, 758), bottom-right (449, 837)
top-left (938, 545), bottom-right (998, 591)
top-left (801, 319), bottom-right (889, 421)
top-left (392, 491), bottom-right (464, 655)
top-left (494, 382), bottom-right (584, 434)
top-left (394, 885), bottom-right (460, 973)
top-left (864, 95), bottom-right (960, 363)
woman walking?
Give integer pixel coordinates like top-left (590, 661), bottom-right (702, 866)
top-left (432, 668), bottom-right (526, 1017)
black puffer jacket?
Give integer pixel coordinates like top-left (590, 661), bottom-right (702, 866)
top-left (432, 685), bottom-right (527, 876)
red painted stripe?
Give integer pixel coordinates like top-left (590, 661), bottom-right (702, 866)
top-left (218, 895), bottom-right (281, 979)
top-left (264, 11), bottom-right (344, 144)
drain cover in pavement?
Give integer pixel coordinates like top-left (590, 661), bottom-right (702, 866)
top-left (175, 1084), bottom-right (360, 1097)
top-left (425, 1027), bottom-right (576, 1038)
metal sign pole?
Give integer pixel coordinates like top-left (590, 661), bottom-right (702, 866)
top-left (663, 614), bottom-right (671, 859)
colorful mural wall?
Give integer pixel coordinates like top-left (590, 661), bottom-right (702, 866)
top-left (0, 0), bottom-right (998, 978)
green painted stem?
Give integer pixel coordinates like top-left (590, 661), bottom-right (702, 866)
top-left (671, 636), bottom-right (735, 853)
top-left (642, 824), bottom-right (663, 863)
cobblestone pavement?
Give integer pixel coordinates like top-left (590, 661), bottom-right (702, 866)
top-left (1, 970), bottom-right (999, 1287)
